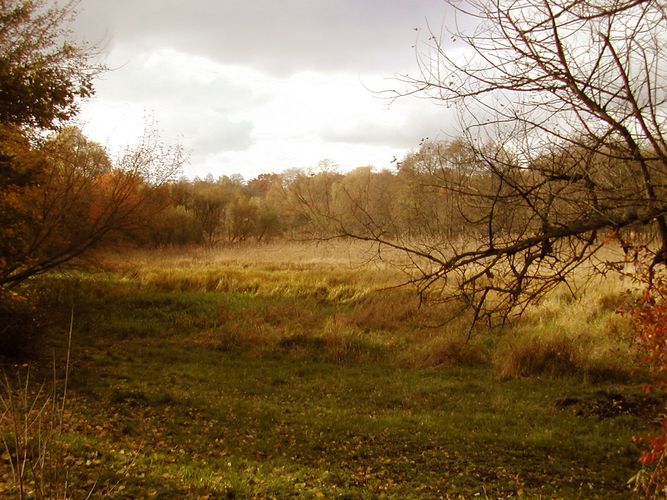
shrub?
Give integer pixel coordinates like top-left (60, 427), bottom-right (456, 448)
top-left (0, 288), bottom-right (43, 359)
top-left (627, 275), bottom-right (667, 498)
top-left (582, 360), bottom-right (633, 384)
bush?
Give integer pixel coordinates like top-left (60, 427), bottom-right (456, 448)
top-left (627, 276), bottom-right (667, 498)
top-left (146, 205), bottom-right (204, 246)
top-left (0, 288), bottom-right (44, 359)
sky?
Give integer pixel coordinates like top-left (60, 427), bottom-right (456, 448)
top-left (71, 0), bottom-right (458, 180)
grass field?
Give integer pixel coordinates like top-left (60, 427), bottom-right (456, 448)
top-left (0, 242), bottom-right (659, 498)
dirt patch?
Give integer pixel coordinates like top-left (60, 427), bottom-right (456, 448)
top-left (556, 391), bottom-right (664, 419)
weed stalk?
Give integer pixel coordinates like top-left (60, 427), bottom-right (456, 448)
top-left (0, 309), bottom-right (74, 499)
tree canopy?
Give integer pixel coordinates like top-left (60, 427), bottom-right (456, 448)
top-left (0, 0), bottom-right (97, 130)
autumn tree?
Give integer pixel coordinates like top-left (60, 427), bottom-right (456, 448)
top-left (246, 173), bottom-right (285, 242)
top-left (190, 180), bottom-right (231, 245)
top-left (0, 0), bottom-right (96, 129)
top-left (269, 169), bottom-right (314, 239)
top-left (144, 178), bottom-right (204, 246)
top-left (393, 140), bottom-right (474, 240)
top-left (0, 126), bottom-right (183, 287)
top-left (288, 166), bottom-right (352, 240)
top-left (247, 173), bottom-right (283, 198)
top-left (1, 0), bottom-right (98, 276)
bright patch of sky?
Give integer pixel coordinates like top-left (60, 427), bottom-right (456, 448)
top-left (72, 0), bottom-right (460, 179)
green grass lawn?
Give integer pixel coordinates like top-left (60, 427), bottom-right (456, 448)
top-left (0, 248), bottom-right (657, 498)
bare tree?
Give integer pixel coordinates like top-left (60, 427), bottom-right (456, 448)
top-left (300, 0), bottom-right (667, 327)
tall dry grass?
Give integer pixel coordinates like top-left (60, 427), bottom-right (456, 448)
top-left (494, 271), bottom-right (641, 381)
top-left (87, 241), bottom-right (642, 379)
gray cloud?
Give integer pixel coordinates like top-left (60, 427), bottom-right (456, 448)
top-left (86, 49), bottom-right (261, 154)
top-left (95, 56), bottom-right (261, 108)
top-left (321, 102), bottom-right (457, 149)
top-left (74, 0), bottom-right (451, 76)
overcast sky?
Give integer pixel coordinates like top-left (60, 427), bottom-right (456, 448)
top-left (71, 0), bottom-right (458, 179)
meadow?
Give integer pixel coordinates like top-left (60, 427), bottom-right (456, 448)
top-left (0, 241), bottom-right (659, 498)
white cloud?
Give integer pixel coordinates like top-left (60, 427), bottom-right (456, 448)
top-left (78, 49), bottom-right (260, 160)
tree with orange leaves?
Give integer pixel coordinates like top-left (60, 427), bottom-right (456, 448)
top-left (0, 126), bottom-right (183, 288)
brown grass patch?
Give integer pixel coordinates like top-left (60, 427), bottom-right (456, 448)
top-left (420, 338), bottom-right (488, 368)
top-left (499, 337), bottom-right (581, 380)
top-left (338, 291), bottom-right (418, 332)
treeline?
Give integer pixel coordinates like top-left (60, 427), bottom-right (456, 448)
top-left (144, 136), bottom-right (658, 249)
top-left (139, 141), bottom-right (476, 246)
top-left (4, 121), bottom-right (657, 289)
top-left (147, 173), bottom-right (286, 246)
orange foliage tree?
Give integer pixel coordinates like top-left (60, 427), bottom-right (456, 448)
top-left (0, 127), bottom-right (183, 288)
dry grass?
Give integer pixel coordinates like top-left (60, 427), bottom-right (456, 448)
top-left (95, 240), bottom-right (395, 273)
top-left (491, 270), bottom-right (642, 381)
top-left (88, 241), bottom-right (643, 377)
top-left (92, 242), bottom-right (401, 308)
